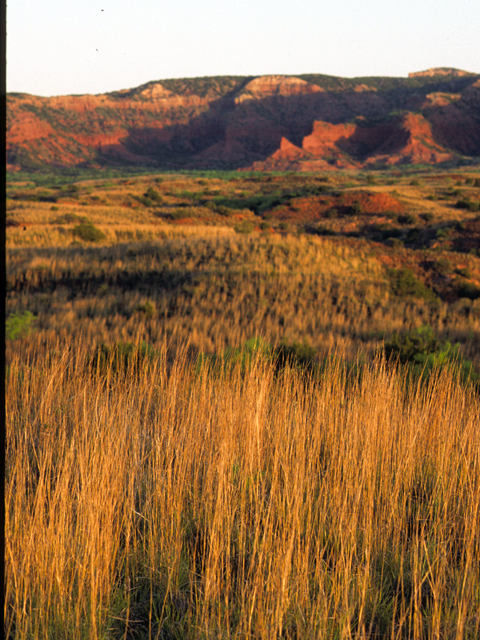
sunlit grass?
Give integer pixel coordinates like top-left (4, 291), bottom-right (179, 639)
top-left (5, 339), bottom-right (480, 639)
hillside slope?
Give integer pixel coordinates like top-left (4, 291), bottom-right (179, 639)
top-left (7, 69), bottom-right (480, 172)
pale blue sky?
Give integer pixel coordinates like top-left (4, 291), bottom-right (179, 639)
top-left (7, 0), bottom-right (480, 97)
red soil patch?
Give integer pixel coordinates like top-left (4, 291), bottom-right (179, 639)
top-left (339, 191), bottom-right (404, 214)
top-left (269, 190), bottom-right (404, 223)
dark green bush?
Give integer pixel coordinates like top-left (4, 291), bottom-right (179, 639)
top-left (398, 213), bottom-right (416, 225)
top-left (159, 208), bottom-right (192, 220)
top-left (312, 225), bottom-right (336, 237)
top-left (455, 281), bottom-right (480, 300)
top-left (199, 337), bottom-right (318, 376)
top-left (135, 301), bottom-right (156, 317)
top-left (90, 341), bottom-right (158, 376)
top-left (216, 205), bottom-right (234, 217)
top-left (325, 208), bottom-right (338, 219)
top-left (384, 326), bottom-right (478, 386)
top-left (421, 212), bottom-right (434, 222)
top-left (384, 326), bottom-right (438, 365)
top-left (386, 237), bottom-right (404, 248)
top-left (348, 202), bottom-right (363, 216)
top-left (72, 222), bottom-right (106, 243)
top-left (273, 339), bottom-right (317, 373)
top-left (433, 258), bottom-right (452, 276)
top-left (144, 187), bottom-right (163, 203)
top-left (388, 268), bottom-right (437, 301)
top-left (136, 196), bottom-right (154, 206)
top-left (456, 198), bottom-right (480, 211)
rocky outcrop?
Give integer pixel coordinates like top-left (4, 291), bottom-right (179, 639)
top-left (234, 76), bottom-right (323, 104)
top-left (7, 70), bottom-right (480, 171)
top-left (252, 112), bottom-right (456, 171)
top-left (408, 68), bottom-right (475, 78)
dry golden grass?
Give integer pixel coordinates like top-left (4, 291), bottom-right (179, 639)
top-left (6, 219), bottom-right (235, 248)
top-left (5, 170), bottom-right (480, 638)
top-left (5, 339), bottom-right (480, 639)
top-left (6, 231), bottom-right (480, 365)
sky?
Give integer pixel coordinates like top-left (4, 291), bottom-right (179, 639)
top-left (6, 0), bottom-right (480, 97)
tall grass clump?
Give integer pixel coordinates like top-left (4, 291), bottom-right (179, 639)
top-left (5, 339), bottom-right (480, 639)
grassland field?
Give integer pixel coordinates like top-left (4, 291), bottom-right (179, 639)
top-left (5, 166), bottom-right (480, 639)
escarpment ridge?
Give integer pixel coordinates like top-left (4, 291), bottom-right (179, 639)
top-left (7, 69), bottom-right (480, 171)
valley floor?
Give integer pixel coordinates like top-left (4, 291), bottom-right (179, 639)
top-left (5, 167), bottom-right (480, 639)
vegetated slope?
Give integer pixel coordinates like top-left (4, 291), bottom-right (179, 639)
top-left (7, 68), bottom-right (480, 172)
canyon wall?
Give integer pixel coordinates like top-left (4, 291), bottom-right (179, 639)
top-left (7, 69), bottom-right (480, 171)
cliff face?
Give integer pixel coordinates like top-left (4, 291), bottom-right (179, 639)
top-left (7, 69), bottom-right (480, 172)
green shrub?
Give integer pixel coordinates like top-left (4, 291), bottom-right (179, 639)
top-left (144, 187), bottom-right (163, 203)
top-left (421, 212), bottom-right (434, 222)
top-left (136, 196), bottom-right (154, 206)
top-left (6, 311), bottom-right (36, 340)
top-left (455, 281), bottom-right (480, 300)
top-left (384, 326), bottom-right (438, 365)
top-left (273, 339), bottom-right (317, 373)
top-left (386, 237), bottom-right (404, 248)
top-left (72, 222), bottom-right (106, 243)
top-left (90, 341), bottom-right (158, 376)
top-left (312, 225), bottom-right (336, 237)
top-left (433, 258), bottom-right (452, 276)
top-left (388, 268), bottom-right (437, 300)
top-left (200, 337), bottom-right (318, 376)
top-left (198, 338), bottom-right (272, 374)
top-left (234, 220), bottom-right (254, 234)
top-left (160, 208), bottom-right (193, 220)
top-left (135, 301), bottom-right (156, 317)
top-left (53, 213), bottom-right (90, 224)
top-left (398, 213), bottom-right (416, 225)
top-left (456, 197), bottom-right (480, 211)
top-left (348, 202), bottom-right (363, 216)
top-left (384, 326), bottom-right (478, 386)
top-left (216, 205), bottom-right (234, 217)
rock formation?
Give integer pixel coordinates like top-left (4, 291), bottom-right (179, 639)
top-left (7, 69), bottom-right (480, 172)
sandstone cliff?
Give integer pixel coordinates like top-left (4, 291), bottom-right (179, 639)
top-left (7, 69), bottom-right (480, 172)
